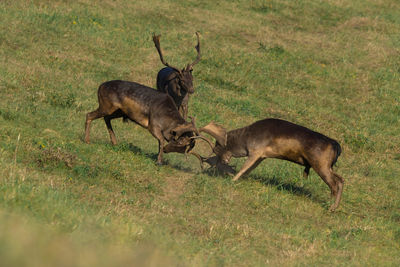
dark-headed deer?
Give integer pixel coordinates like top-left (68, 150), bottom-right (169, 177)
top-left (85, 80), bottom-right (203, 165)
top-left (153, 32), bottom-right (201, 120)
top-left (198, 118), bottom-right (345, 211)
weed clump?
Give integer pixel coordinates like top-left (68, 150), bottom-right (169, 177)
top-left (47, 92), bottom-right (76, 108)
top-left (36, 147), bottom-right (77, 169)
top-left (0, 109), bottom-right (19, 121)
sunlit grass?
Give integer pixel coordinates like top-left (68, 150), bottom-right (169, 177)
top-left (0, 0), bottom-right (399, 265)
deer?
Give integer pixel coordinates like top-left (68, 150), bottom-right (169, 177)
top-left (152, 32), bottom-right (201, 120)
top-left (196, 118), bottom-right (345, 211)
top-left (84, 80), bottom-right (207, 165)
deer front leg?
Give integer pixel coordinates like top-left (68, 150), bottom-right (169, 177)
top-left (149, 124), bottom-right (165, 165)
top-left (104, 116), bottom-right (117, 145)
top-left (303, 164), bottom-right (310, 178)
top-left (178, 103), bottom-right (188, 120)
top-left (180, 96), bottom-right (189, 120)
top-left (232, 155), bottom-right (262, 181)
top-left (157, 139), bottom-right (164, 165)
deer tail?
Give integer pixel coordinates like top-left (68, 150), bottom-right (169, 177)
top-left (331, 140), bottom-right (342, 167)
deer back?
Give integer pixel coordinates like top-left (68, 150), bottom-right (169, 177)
top-left (237, 119), bottom-right (341, 165)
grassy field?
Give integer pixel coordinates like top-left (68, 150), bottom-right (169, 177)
top-left (1, 0), bottom-right (399, 265)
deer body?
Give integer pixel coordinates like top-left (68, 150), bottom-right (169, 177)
top-left (223, 119), bottom-right (340, 165)
top-left (85, 80), bottom-right (197, 164)
top-left (200, 118), bottom-right (345, 211)
top-left (153, 33), bottom-right (201, 120)
top-left (156, 67), bottom-right (192, 119)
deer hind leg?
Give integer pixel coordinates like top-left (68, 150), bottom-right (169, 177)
top-left (313, 165), bottom-right (343, 211)
top-left (85, 108), bottom-right (105, 144)
top-left (331, 171), bottom-right (345, 212)
top-left (232, 155), bottom-right (263, 181)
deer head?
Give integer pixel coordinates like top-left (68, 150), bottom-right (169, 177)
top-left (153, 32), bottom-right (201, 95)
top-left (163, 117), bottom-right (199, 154)
top-left (169, 121), bottom-right (235, 174)
top-left (198, 122), bottom-right (235, 165)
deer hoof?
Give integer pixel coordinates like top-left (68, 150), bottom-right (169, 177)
top-left (328, 204), bottom-right (337, 212)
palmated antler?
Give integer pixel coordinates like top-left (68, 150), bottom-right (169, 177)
top-left (186, 150), bottom-right (235, 175)
top-left (199, 122), bottom-right (227, 147)
top-left (185, 151), bottom-right (220, 171)
top-left (170, 116), bottom-right (202, 140)
top-left (170, 125), bottom-right (196, 141)
top-left (190, 135), bottom-right (215, 156)
top-left (152, 33), bottom-right (182, 73)
top-left (186, 134), bottom-right (218, 170)
top-left (186, 151), bottom-right (207, 170)
top-left (188, 32), bottom-right (201, 69)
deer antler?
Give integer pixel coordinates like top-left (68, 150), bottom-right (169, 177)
top-left (187, 151), bottom-right (235, 175)
top-left (186, 151), bottom-right (207, 170)
top-left (189, 116), bottom-right (200, 135)
top-left (188, 32), bottom-right (201, 68)
top-left (199, 122), bottom-right (227, 147)
top-left (152, 33), bottom-right (182, 73)
top-left (190, 135), bottom-right (215, 156)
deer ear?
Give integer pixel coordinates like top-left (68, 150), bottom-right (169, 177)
top-left (199, 122), bottom-right (227, 147)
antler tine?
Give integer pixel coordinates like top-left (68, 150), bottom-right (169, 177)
top-left (190, 135), bottom-right (215, 156)
top-left (199, 122), bottom-right (227, 147)
top-left (187, 151), bottom-right (207, 170)
top-left (189, 116), bottom-right (196, 125)
top-left (152, 33), bottom-right (181, 73)
top-left (182, 144), bottom-right (207, 170)
top-left (189, 32), bottom-right (201, 67)
top-left (152, 34), bottom-right (166, 65)
top-left (189, 116), bottom-right (200, 135)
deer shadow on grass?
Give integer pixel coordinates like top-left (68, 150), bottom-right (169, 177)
top-left (257, 174), bottom-right (328, 208)
top-left (111, 142), bottom-right (196, 173)
top-left (113, 142), bottom-right (158, 160)
top-left (203, 165), bottom-right (324, 202)
top-left (123, 142), bottom-right (327, 207)
top-left (84, 140), bottom-right (159, 162)
top-left (251, 174), bottom-right (314, 198)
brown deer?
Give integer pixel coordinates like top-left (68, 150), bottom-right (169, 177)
top-left (153, 32), bottom-right (201, 120)
top-left (198, 118), bottom-right (345, 211)
top-left (84, 80), bottom-right (202, 165)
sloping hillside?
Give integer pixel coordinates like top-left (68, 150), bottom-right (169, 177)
top-left (0, 0), bottom-right (399, 265)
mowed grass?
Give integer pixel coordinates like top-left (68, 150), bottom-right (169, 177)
top-left (1, 0), bottom-right (399, 265)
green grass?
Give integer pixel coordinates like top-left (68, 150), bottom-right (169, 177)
top-left (1, 0), bottom-right (400, 265)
